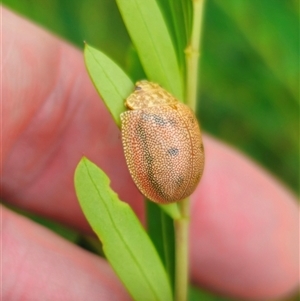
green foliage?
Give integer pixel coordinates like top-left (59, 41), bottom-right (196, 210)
top-left (84, 44), bottom-right (134, 126)
top-left (147, 202), bottom-right (176, 291)
top-left (83, 2), bottom-right (190, 297)
top-left (115, 0), bottom-right (184, 100)
top-left (84, 42), bottom-right (182, 222)
top-left (75, 158), bottom-right (173, 301)
top-left (153, 0), bottom-right (193, 81)
top-left (84, 28), bottom-right (183, 300)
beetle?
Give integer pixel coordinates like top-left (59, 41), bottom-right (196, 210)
top-left (121, 80), bottom-right (204, 204)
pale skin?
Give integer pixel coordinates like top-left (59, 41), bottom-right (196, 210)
top-left (1, 6), bottom-right (299, 301)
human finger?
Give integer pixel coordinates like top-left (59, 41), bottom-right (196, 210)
top-left (2, 205), bottom-right (132, 301)
top-left (2, 6), bottom-right (144, 232)
top-left (190, 135), bottom-right (299, 300)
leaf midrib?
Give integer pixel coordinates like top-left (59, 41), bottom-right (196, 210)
top-left (132, 0), bottom-right (180, 97)
top-left (83, 160), bottom-right (161, 301)
top-left (88, 47), bottom-right (126, 103)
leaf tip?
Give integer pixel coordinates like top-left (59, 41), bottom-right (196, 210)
top-left (84, 43), bottom-right (95, 60)
top-left (84, 43), bottom-right (90, 54)
top-left (75, 156), bottom-right (88, 179)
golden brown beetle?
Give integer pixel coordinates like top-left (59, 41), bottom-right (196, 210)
top-left (121, 80), bottom-right (204, 204)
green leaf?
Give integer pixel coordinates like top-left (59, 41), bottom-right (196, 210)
top-left (115, 0), bottom-right (184, 101)
top-left (74, 157), bottom-right (173, 301)
top-left (125, 44), bottom-right (147, 82)
top-left (147, 202), bottom-right (175, 292)
top-left (156, 0), bottom-right (193, 79)
top-left (84, 44), bottom-right (134, 126)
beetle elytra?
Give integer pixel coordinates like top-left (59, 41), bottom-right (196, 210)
top-left (121, 80), bottom-right (204, 204)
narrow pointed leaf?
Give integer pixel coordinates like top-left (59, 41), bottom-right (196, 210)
top-left (84, 44), bottom-right (134, 126)
top-left (75, 158), bottom-right (173, 301)
top-left (157, 0), bottom-right (193, 78)
top-left (84, 44), bottom-right (181, 221)
top-left (147, 202), bottom-right (176, 292)
top-left (115, 0), bottom-right (184, 101)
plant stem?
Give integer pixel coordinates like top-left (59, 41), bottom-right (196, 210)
top-left (185, 0), bottom-right (205, 110)
top-left (174, 1), bottom-right (205, 301)
top-left (174, 199), bottom-right (190, 301)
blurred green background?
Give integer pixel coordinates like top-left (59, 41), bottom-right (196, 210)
top-left (3, 0), bottom-right (299, 300)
